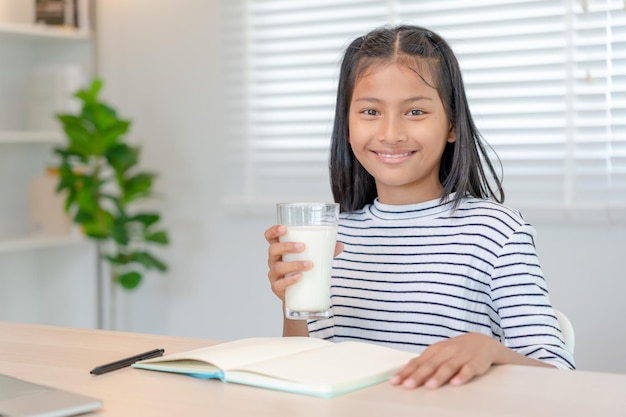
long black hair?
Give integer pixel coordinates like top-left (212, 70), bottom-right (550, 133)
top-left (329, 25), bottom-right (504, 212)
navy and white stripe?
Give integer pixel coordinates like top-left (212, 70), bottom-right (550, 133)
top-left (308, 195), bottom-right (575, 370)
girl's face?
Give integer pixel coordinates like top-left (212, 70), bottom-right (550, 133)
top-left (348, 62), bottom-right (455, 205)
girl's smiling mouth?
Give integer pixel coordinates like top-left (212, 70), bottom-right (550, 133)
top-left (373, 150), bottom-right (416, 163)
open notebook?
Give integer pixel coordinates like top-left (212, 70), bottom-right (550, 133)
top-left (133, 337), bottom-right (417, 398)
top-left (0, 373), bottom-right (102, 417)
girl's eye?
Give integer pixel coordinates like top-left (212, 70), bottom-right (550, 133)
top-left (362, 109), bottom-right (378, 116)
top-left (407, 109), bottom-right (424, 116)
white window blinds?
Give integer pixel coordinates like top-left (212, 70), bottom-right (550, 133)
top-left (570, 0), bottom-right (626, 222)
top-left (221, 0), bottom-right (626, 223)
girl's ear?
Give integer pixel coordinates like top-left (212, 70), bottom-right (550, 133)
top-left (447, 126), bottom-right (456, 143)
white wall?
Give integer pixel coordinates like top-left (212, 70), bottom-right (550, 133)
top-left (531, 223), bottom-right (626, 374)
top-left (94, 1), bottom-right (626, 375)
top-left (0, 243), bottom-right (97, 327)
top-left (96, 0), bottom-right (284, 338)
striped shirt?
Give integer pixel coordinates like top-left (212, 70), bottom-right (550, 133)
top-left (308, 195), bottom-right (575, 370)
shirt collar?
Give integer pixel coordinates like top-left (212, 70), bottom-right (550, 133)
top-left (369, 193), bottom-right (457, 221)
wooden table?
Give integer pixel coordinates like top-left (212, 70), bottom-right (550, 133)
top-left (0, 321), bottom-right (624, 416)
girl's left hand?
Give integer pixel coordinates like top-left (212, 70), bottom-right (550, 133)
top-left (390, 333), bottom-right (505, 389)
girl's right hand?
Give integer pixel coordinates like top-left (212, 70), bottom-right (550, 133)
top-left (265, 224), bottom-right (308, 302)
top-left (264, 224), bottom-right (344, 302)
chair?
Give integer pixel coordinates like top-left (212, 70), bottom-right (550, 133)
top-left (554, 309), bottom-right (575, 355)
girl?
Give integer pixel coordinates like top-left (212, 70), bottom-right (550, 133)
top-left (265, 25), bottom-right (575, 390)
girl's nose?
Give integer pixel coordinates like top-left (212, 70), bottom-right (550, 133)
top-left (378, 116), bottom-right (407, 143)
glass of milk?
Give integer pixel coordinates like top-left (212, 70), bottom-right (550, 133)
top-left (277, 202), bottom-right (339, 320)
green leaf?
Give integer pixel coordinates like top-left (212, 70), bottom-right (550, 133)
top-left (106, 144), bottom-right (139, 174)
top-left (76, 185), bottom-right (98, 214)
top-left (99, 120), bottom-right (131, 152)
top-left (145, 230), bottom-right (169, 245)
top-left (73, 209), bottom-right (94, 224)
top-left (105, 254), bottom-right (132, 265)
top-left (54, 147), bottom-right (89, 164)
top-left (121, 172), bottom-right (154, 203)
top-left (129, 213), bottom-right (160, 227)
top-left (55, 164), bottom-right (76, 193)
top-left (81, 221), bottom-right (109, 239)
top-left (75, 78), bottom-right (103, 104)
top-left (57, 116), bottom-right (94, 155)
top-left (93, 103), bottom-right (120, 131)
top-left (110, 218), bottom-right (129, 245)
top-left (118, 271), bottom-right (142, 290)
top-left (131, 251), bottom-right (168, 272)
top-left (63, 189), bottom-right (78, 212)
top-left (80, 209), bottom-right (114, 238)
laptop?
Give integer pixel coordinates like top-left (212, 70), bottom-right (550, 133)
top-left (0, 373), bottom-right (102, 417)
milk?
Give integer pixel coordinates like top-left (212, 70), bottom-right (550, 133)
top-left (280, 225), bottom-right (337, 317)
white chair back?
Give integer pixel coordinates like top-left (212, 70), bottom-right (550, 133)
top-left (554, 309), bottom-right (575, 355)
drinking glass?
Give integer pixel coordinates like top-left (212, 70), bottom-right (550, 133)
top-left (277, 202), bottom-right (339, 320)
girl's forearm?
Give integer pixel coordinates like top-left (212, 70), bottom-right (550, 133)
top-left (282, 304), bottom-right (309, 336)
top-left (496, 344), bottom-right (555, 368)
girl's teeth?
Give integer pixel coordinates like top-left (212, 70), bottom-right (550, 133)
top-left (378, 152), bottom-right (410, 158)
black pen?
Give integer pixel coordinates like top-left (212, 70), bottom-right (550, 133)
top-left (90, 348), bottom-right (165, 375)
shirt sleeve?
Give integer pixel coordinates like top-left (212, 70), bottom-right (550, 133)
top-left (491, 223), bottom-right (575, 370)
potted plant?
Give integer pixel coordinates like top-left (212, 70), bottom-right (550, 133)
top-left (54, 78), bottom-right (169, 327)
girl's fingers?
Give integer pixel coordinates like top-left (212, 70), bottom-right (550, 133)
top-left (266, 228), bottom-right (311, 300)
top-left (391, 334), bottom-right (499, 389)
top-left (449, 363), bottom-right (483, 386)
top-left (268, 241), bottom-right (304, 262)
top-left (391, 356), bottom-right (461, 389)
top-left (270, 271), bottom-right (302, 294)
top-left (420, 359), bottom-right (465, 389)
top-left (390, 356), bottom-right (434, 387)
top-left (264, 225), bottom-right (286, 243)
top-left (390, 341), bottom-right (461, 388)
top-left (272, 260), bottom-right (312, 281)
top-left (268, 260), bottom-right (312, 300)
top-left (334, 241), bottom-right (344, 257)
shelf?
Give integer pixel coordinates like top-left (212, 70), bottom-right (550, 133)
top-left (0, 21), bottom-right (90, 41)
top-left (0, 235), bottom-right (89, 254)
top-left (0, 131), bottom-right (64, 144)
